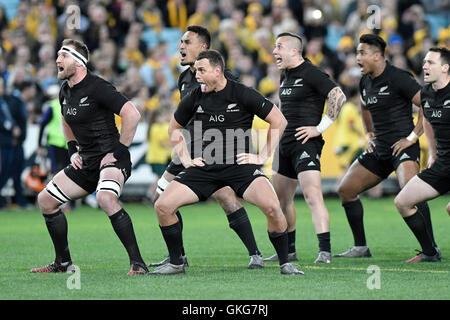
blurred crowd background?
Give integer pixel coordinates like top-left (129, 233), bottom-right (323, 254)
top-left (0, 0), bottom-right (449, 209)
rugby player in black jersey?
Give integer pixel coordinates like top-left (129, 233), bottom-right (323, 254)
top-left (148, 26), bottom-right (264, 269)
top-left (264, 32), bottom-right (346, 264)
top-left (30, 39), bottom-right (148, 275)
top-left (150, 50), bottom-right (303, 275)
top-left (335, 34), bottom-right (439, 259)
top-left (395, 47), bottom-right (449, 262)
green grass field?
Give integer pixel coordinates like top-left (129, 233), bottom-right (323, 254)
top-left (0, 196), bottom-right (449, 301)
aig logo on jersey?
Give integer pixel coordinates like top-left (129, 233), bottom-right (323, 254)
top-left (367, 96), bottom-right (378, 104)
top-left (209, 114), bottom-right (225, 122)
top-left (280, 88), bottom-right (292, 95)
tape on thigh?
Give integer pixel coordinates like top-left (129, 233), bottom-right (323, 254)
top-left (96, 179), bottom-right (122, 198)
top-left (45, 180), bottom-right (72, 204)
top-left (156, 176), bottom-right (170, 195)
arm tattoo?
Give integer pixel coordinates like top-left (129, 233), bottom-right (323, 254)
top-left (326, 87), bottom-right (346, 121)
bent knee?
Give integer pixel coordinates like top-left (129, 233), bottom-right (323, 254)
top-left (303, 187), bottom-right (324, 207)
top-left (261, 200), bottom-right (282, 219)
top-left (96, 191), bottom-right (118, 211)
top-left (37, 190), bottom-right (59, 212)
top-left (154, 198), bottom-right (173, 217)
top-left (394, 194), bottom-right (409, 212)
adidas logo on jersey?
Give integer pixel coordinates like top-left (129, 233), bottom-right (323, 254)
top-left (197, 105), bottom-right (204, 113)
top-left (399, 153), bottom-right (410, 160)
top-left (253, 169), bottom-right (264, 176)
top-left (181, 84), bottom-right (185, 91)
top-left (299, 151), bottom-right (310, 160)
top-left (62, 98), bottom-right (67, 105)
top-left (378, 86), bottom-right (390, 95)
top-left (423, 101), bottom-right (430, 108)
top-left (307, 161), bottom-right (316, 167)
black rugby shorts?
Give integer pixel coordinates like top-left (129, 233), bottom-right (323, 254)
top-left (64, 156), bottom-right (131, 193)
top-left (173, 164), bottom-right (267, 201)
top-left (417, 159), bottom-right (450, 195)
top-left (357, 141), bottom-right (420, 179)
top-left (272, 139), bottom-right (324, 179)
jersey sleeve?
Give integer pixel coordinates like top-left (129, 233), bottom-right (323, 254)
top-left (93, 78), bottom-right (129, 114)
top-left (390, 69), bottom-right (421, 101)
top-left (238, 83), bottom-right (273, 119)
top-left (174, 88), bottom-right (198, 127)
top-left (306, 65), bottom-right (337, 97)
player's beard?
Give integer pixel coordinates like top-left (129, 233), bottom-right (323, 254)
top-left (57, 63), bottom-right (77, 80)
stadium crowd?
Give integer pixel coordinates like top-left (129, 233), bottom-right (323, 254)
top-left (0, 0), bottom-right (449, 209)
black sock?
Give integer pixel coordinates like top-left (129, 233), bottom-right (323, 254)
top-left (175, 210), bottom-right (186, 256)
top-left (160, 221), bottom-right (183, 265)
top-left (416, 202), bottom-right (437, 247)
top-left (404, 210), bottom-right (436, 256)
top-left (43, 210), bottom-right (71, 264)
top-left (317, 232), bottom-right (331, 252)
top-left (343, 199), bottom-right (367, 246)
top-left (287, 230), bottom-right (296, 254)
top-left (227, 208), bottom-right (261, 256)
top-left (109, 209), bottom-right (144, 265)
top-left (268, 229), bottom-right (288, 265)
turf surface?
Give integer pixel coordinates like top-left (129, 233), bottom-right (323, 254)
top-left (0, 196), bottom-right (449, 301)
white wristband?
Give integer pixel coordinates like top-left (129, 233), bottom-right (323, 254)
top-left (316, 115), bottom-right (333, 133)
top-left (406, 131), bottom-right (418, 142)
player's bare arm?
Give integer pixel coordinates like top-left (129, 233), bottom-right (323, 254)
top-left (423, 117), bottom-right (437, 168)
top-left (360, 100), bottom-right (376, 153)
top-left (295, 86), bottom-right (346, 144)
top-left (62, 117), bottom-right (82, 170)
top-left (391, 91), bottom-right (423, 156)
top-left (168, 115), bottom-right (204, 168)
top-left (100, 101), bottom-right (141, 167)
top-left (237, 105), bottom-right (287, 165)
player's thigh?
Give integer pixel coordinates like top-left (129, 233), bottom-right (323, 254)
top-left (297, 170), bottom-right (324, 202)
top-left (162, 170), bottom-right (176, 182)
top-left (395, 175), bottom-right (440, 209)
top-left (271, 172), bottom-right (298, 204)
top-left (242, 177), bottom-right (280, 214)
top-left (39, 169), bottom-right (89, 211)
top-left (213, 186), bottom-right (242, 214)
top-left (337, 159), bottom-right (383, 198)
top-left (395, 160), bottom-right (420, 188)
top-left (155, 180), bottom-right (199, 214)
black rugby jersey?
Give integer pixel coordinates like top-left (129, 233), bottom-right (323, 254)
top-left (177, 67), bottom-right (238, 158)
top-left (174, 79), bottom-right (273, 167)
top-left (59, 72), bottom-right (128, 162)
top-left (421, 82), bottom-right (450, 160)
top-left (278, 59), bottom-right (337, 148)
top-left (359, 62), bottom-right (420, 150)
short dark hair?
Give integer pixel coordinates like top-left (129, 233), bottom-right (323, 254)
top-left (359, 34), bottom-right (386, 56)
top-left (429, 46), bottom-right (450, 68)
top-left (196, 50), bottom-right (225, 72)
top-left (277, 32), bottom-right (303, 52)
top-left (62, 38), bottom-right (89, 61)
top-left (186, 25), bottom-right (211, 49)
